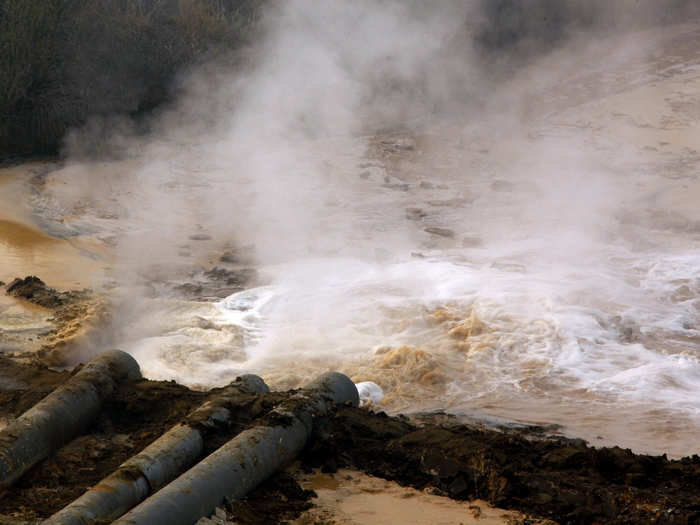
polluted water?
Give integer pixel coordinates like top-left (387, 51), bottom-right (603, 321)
top-left (6, 2), bottom-right (700, 458)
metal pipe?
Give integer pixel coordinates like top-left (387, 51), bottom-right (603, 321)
top-left (44, 374), bottom-right (269, 525)
top-left (0, 350), bottom-right (141, 490)
top-left (114, 372), bottom-right (358, 525)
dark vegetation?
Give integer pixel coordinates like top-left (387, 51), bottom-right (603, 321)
top-left (2, 0), bottom-right (700, 158)
top-left (475, 0), bottom-right (700, 58)
top-left (0, 0), bottom-right (262, 157)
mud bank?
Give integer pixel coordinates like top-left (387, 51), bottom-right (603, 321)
top-left (0, 358), bottom-right (698, 525)
top-left (304, 409), bottom-right (700, 524)
top-left (0, 277), bottom-right (104, 365)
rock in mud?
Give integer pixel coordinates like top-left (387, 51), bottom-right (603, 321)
top-left (203, 267), bottom-right (257, 286)
top-left (189, 233), bottom-right (212, 241)
top-left (427, 197), bottom-right (473, 207)
top-left (424, 227), bottom-right (455, 238)
top-left (174, 267), bottom-right (258, 300)
top-left (6, 276), bottom-right (65, 308)
top-left (405, 207), bottom-right (427, 220)
top-left (461, 236), bottom-right (483, 247)
top-left (649, 209), bottom-right (690, 232)
top-left (619, 209), bottom-right (693, 233)
top-left (175, 282), bottom-right (204, 296)
top-left (219, 251), bottom-right (237, 263)
top-left (219, 246), bottom-right (255, 265)
top-left (383, 182), bottom-right (410, 191)
top-left (3, 276), bottom-right (100, 366)
top-left (671, 283), bottom-right (695, 303)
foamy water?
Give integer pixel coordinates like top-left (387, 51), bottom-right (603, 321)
top-left (121, 173), bottom-right (700, 457)
top-left (121, 56), bottom-right (700, 454)
top-left (11, 19), bottom-right (695, 457)
top-left (117, 235), bottom-right (697, 454)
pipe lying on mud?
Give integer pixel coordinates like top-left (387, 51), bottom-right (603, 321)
top-left (44, 374), bottom-right (269, 525)
top-left (0, 350), bottom-right (141, 490)
top-left (114, 372), bottom-right (359, 525)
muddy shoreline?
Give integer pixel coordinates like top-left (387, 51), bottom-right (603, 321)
top-left (0, 277), bottom-right (698, 525)
top-left (0, 352), bottom-right (699, 524)
top-left (0, 272), bottom-right (698, 523)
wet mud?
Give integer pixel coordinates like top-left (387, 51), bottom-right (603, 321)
top-left (293, 469), bottom-right (545, 525)
top-left (173, 267), bottom-right (259, 301)
top-left (6, 277), bottom-right (80, 309)
top-left (1, 277), bottom-right (104, 366)
top-left (304, 409), bottom-right (700, 524)
top-left (0, 359), bottom-right (698, 524)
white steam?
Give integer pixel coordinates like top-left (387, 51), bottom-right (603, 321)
top-left (49, 1), bottom-right (700, 456)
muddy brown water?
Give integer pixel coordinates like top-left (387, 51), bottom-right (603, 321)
top-left (296, 469), bottom-right (530, 524)
top-left (0, 162), bottom-right (110, 289)
top-left (0, 218), bottom-right (106, 291)
top-left (0, 164), bottom-right (111, 355)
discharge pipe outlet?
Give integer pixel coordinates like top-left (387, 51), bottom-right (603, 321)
top-left (0, 350), bottom-right (141, 490)
top-left (114, 372), bottom-right (359, 525)
top-left (44, 374), bottom-right (269, 525)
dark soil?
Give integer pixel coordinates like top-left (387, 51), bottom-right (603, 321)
top-left (0, 357), bottom-right (70, 414)
top-left (173, 267), bottom-right (258, 301)
top-left (5, 277), bottom-right (81, 309)
top-left (1, 359), bottom-right (699, 525)
top-left (223, 472), bottom-right (316, 525)
top-left (302, 407), bottom-right (700, 525)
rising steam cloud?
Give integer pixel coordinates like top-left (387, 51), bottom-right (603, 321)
top-left (97, 0), bottom-right (481, 270)
top-left (60, 0), bottom-right (693, 275)
top-left (49, 0), bottom-right (700, 456)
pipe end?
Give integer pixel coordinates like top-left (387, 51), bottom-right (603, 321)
top-left (235, 374), bottom-right (270, 394)
top-left (85, 349), bottom-right (142, 381)
top-left (304, 372), bottom-right (359, 407)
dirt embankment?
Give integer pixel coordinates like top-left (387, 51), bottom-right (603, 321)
top-left (0, 356), bottom-right (698, 525)
top-left (304, 409), bottom-right (700, 524)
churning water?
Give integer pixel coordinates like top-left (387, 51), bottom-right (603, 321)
top-left (120, 22), bottom-right (700, 456)
top-left (123, 115), bottom-right (700, 457)
top-left (3, 16), bottom-right (699, 457)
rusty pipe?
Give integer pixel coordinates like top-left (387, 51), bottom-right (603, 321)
top-left (44, 374), bottom-right (269, 525)
top-left (114, 372), bottom-right (358, 525)
top-left (0, 350), bottom-right (141, 490)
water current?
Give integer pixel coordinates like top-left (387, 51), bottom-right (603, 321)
top-left (1, 23), bottom-right (699, 458)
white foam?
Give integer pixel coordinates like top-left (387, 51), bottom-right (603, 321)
top-left (356, 381), bottom-right (385, 405)
top-left (120, 244), bottom-right (699, 419)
